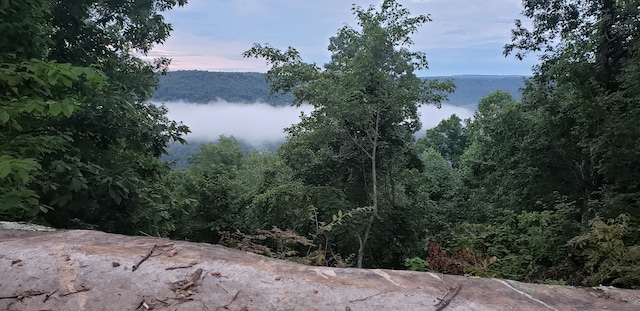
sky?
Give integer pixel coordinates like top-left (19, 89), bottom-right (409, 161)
top-left (149, 0), bottom-right (538, 76)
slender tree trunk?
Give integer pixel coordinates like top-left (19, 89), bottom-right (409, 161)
top-left (356, 109), bottom-right (380, 268)
top-left (357, 214), bottom-right (375, 268)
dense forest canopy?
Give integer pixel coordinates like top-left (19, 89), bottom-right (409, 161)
top-left (2, 0), bottom-right (639, 289)
top-left (153, 70), bottom-right (526, 107)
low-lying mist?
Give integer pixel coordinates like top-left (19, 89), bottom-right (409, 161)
top-left (153, 100), bottom-right (475, 147)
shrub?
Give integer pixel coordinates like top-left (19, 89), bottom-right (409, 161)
top-left (568, 214), bottom-right (640, 289)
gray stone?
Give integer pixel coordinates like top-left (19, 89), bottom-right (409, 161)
top-left (0, 228), bottom-right (638, 310)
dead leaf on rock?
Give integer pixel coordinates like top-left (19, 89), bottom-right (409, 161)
top-left (170, 268), bottom-right (203, 297)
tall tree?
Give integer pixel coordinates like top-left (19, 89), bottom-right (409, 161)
top-left (1, 0), bottom-right (189, 235)
top-left (1, 0), bottom-right (107, 219)
top-left (500, 0), bottom-right (640, 286)
top-left (505, 0), bottom-right (640, 222)
top-left (244, 0), bottom-right (453, 267)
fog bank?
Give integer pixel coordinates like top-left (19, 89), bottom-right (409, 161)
top-left (155, 101), bottom-right (475, 146)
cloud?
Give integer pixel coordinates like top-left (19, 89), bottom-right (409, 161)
top-left (155, 100), bottom-right (474, 147)
top-left (155, 101), bottom-right (312, 145)
top-left (154, 0), bottom-right (534, 76)
top-left (418, 104), bottom-right (474, 132)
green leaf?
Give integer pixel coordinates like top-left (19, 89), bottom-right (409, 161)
top-left (49, 101), bottom-right (62, 116)
top-left (70, 67), bottom-right (85, 76)
top-left (0, 110), bottom-right (9, 124)
top-left (17, 168), bottom-right (30, 183)
top-left (47, 70), bottom-right (59, 85)
top-left (60, 76), bottom-right (73, 87)
top-left (61, 101), bottom-right (74, 117)
top-left (0, 161), bottom-right (11, 178)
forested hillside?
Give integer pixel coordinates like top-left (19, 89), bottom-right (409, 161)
top-left (429, 75), bottom-right (526, 108)
top-left (3, 0), bottom-right (639, 291)
top-left (153, 71), bottom-right (526, 107)
top-left (153, 71), bottom-right (295, 105)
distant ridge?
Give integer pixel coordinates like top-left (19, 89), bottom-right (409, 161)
top-left (152, 70), bottom-right (295, 106)
top-left (153, 70), bottom-right (527, 108)
top-left (425, 75), bottom-right (528, 108)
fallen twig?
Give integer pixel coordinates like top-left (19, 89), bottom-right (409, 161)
top-left (439, 273), bottom-right (448, 291)
top-left (0, 291), bottom-right (46, 300)
top-left (435, 285), bottom-right (461, 311)
top-left (216, 283), bottom-right (229, 294)
top-left (215, 290), bottom-right (241, 311)
top-left (154, 297), bottom-right (170, 305)
top-left (436, 273), bottom-right (452, 303)
top-left (133, 244), bottom-right (157, 272)
top-left (0, 295), bottom-right (20, 300)
top-left (138, 231), bottom-right (153, 237)
top-left (349, 291), bottom-right (386, 303)
top-left (42, 289), bottom-right (58, 303)
top-left (61, 286), bottom-right (91, 297)
top-left (166, 263), bottom-right (198, 270)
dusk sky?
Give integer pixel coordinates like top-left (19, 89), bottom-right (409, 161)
top-left (150, 0), bottom-right (538, 76)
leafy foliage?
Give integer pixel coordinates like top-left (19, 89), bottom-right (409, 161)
top-left (404, 257), bottom-right (429, 271)
top-left (1, 0), bottom-right (190, 236)
top-left (417, 115), bottom-right (469, 168)
top-left (1, 1), bottom-right (107, 219)
top-left (568, 214), bottom-right (640, 288)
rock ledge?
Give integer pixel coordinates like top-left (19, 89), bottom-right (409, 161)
top-left (1, 228), bottom-right (638, 310)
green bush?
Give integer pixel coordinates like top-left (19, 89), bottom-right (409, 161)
top-left (446, 209), bottom-right (577, 281)
top-left (404, 257), bottom-right (429, 271)
top-left (568, 214), bottom-right (640, 289)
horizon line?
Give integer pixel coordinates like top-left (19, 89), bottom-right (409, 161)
top-left (160, 69), bottom-right (531, 77)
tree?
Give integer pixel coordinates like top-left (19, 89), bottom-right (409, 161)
top-left (244, 0), bottom-right (453, 267)
top-left (416, 114), bottom-right (469, 168)
top-left (499, 0), bottom-right (640, 286)
top-left (171, 136), bottom-right (246, 242)
top-left (505, 0), bottom-right (640, 222)
top-left (1, 0), bottom-right (108, 219)
top-left (1, 0), bottom-right (190, 235)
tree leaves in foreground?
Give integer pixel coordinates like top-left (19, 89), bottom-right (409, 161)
top-left (1, 0), bottom-right (190, 235)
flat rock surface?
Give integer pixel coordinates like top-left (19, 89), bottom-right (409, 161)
top-left (0, 227), bottom-right (638, 310)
